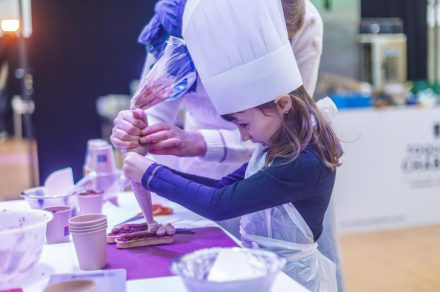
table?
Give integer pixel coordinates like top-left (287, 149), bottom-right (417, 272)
top-left (0, 193), bottom-right (308, 292)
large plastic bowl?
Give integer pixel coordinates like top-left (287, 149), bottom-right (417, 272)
top-left (0, 208), bottom-right (53, 284)
top-left (21, 186), bottom-right (79, 215)
top-left (172, 248), bottom-right (286, 292)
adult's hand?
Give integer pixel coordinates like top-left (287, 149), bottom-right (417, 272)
top-left (110, 109), bottom-right (149, 155)
top-left (140, 123), bottom-right (207, 157)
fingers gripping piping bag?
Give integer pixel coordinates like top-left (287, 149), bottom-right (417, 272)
top-left (122, 36), bottom-right (197, 223)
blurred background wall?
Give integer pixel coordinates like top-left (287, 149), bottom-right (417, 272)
top-left (30, 0), bottom-right (154, 182)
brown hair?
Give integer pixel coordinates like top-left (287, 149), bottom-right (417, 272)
top-left (282, 0), bottom-right (306, 37)
top-left (223, 86), bottom-right (343, 171)
top-left (259, 86), bottom-right (342, 170)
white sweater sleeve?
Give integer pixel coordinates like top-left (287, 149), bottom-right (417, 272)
top-left (197, 128), bottom-right (255, 163)
top-left (290, 0), bottom-right (323, 96)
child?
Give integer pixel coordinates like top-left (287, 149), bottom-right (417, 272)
top-left (123, 0), bottom-right (342, 290)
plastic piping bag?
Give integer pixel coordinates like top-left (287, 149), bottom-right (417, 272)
top-left (123, 36), bottom-right (196, 223)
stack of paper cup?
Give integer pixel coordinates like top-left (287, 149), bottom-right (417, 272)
top-left (69, 214), bottom-right (107, 270)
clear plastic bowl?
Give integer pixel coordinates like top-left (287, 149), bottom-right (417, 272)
top-left (172, 248), bottom-right (286, 292)
top-left (0, 208), bottom-right (53, 284)
top-left (21, 186), bottom-right (79, 215)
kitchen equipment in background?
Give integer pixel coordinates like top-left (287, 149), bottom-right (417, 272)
top-left (359, 18), bottom-right (407, 90)
top-left (312, 0), bottom-right (360, 80)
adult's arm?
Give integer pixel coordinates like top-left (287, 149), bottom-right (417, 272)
top-left (290, 0), bottom-right (323, 96)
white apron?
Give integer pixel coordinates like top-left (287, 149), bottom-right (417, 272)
top-left (240, 145), bottom-right (337, 292)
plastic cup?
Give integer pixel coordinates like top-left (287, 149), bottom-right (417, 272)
top-left (93, 172), bottom-right (120, 193)
top-left (93, 145), bottom-right (116, 175)
top-left (71, 228), bottom-right (107, 270)
top-left (84, 139), bottom-right (108, 176)
top-left (43, 206), bottom-right (72, 244)
top-left (44, 279), bottom-right (96, 292)
top-left (77, 191), bottom-right (104, 215)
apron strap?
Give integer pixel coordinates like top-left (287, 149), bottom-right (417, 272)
top-left (283, 203), bottom-right (314, 242)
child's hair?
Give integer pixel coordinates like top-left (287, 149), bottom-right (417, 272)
top-left (260, 86), bottom-right (342, 171)
top-left (222, 86), bottom-right (343, 171)
top-left (282, 0), bottom-right (306, 37)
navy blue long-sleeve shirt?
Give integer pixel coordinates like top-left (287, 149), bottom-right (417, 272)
top-left (142, 148), bottom-right (336, 240)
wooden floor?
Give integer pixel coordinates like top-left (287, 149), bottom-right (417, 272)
top-left (0, 139), bottom-right (38, 201)
top-left (1, 138), bottom-right (439, 291)
top-left (340, 225), bottom-right (440, 292)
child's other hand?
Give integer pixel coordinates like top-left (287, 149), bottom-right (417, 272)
top-left (123, 152), bottom-right (155, 183)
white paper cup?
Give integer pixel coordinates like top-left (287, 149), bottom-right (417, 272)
top-left (71, 228), bottom-right (107, 270)
top-left (43, 206), bottom-right (72, 244)
top-left (77, 192), bottom-right (104, 215)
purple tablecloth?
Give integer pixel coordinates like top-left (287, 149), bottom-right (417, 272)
top-left (105, 227), bottom-right (239, 280)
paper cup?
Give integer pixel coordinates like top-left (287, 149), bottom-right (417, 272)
top-left (77, 192), bottom-right (104, 215)
top-left (71, 228), bottom-right (107, 270)
top-left (43, 206), bottom-right (72, 244)
top-left (44, 279), bottom-right (96, 292)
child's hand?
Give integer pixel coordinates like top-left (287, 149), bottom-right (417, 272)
top-left (123, 152), bottom-right (155, 183)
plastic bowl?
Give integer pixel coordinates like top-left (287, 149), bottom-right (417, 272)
top-left (0, 208), bottom-right (53, 284)
top-left (172, 248), bottom-right (286, 292)
top-left (21, 186), bottom-right (79, 215)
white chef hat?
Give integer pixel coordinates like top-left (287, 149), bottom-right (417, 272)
top-left (182, 0), bottom-right (303, 115)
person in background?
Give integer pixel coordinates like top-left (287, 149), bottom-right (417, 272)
top-left (122, 1), bottom-right (342, 290)
top-left (111, 0), bottom-right (346, 290)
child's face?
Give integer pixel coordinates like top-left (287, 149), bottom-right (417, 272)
top-left (229, 107), bottom-right (282, 146)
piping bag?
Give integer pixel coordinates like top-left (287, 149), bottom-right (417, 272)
top-left (122, 36), bottom-right (196, 223)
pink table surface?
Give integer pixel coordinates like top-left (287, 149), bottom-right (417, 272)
top-left (105, 227), bottom-right (239, 280)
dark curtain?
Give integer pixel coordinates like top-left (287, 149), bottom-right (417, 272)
top-left (30, 0), bottom-right (154, 182)
top-left (361, 0), bottom-right (428, 81)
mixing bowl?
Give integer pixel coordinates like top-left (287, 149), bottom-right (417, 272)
top-left (172, 247), bottom-right (286, 292)
top-left (0, 208), bottom-right (53, 284)
top-left (21, 186), bottom-right (78, 215)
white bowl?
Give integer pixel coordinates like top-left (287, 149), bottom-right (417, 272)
top-left (0, 208), bottom-right (53, 284)
top-left (172, 248), bottom-right (286, 292)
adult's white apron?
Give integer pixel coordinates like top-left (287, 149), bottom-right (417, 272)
top-left (240, 145), bottom-right (337, 292)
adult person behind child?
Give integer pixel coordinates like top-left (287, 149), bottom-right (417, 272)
top-left (111, 1), bottom-right (345, 291)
